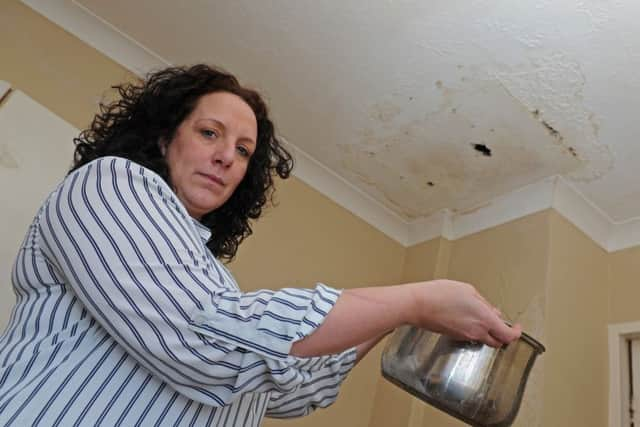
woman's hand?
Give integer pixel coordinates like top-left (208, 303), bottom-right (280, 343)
top-left (407, 279), bottom-right (522, 348)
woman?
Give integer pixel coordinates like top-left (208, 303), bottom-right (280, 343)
top-left (0, 64), bottom-right (520, 426)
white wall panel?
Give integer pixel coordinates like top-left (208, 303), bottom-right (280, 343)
top-left (0, 88), bottom-right (77, 330)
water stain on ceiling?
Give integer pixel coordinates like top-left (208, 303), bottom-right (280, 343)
top-left (339, 59), bottom-right (612, 220)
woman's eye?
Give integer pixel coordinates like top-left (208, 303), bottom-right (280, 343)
top-left (237, 146), bottom-right (250, 158)
top-left (201, 129), bottom-right (218, 138)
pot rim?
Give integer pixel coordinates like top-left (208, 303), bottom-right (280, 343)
top-left (503, 321), bottom-right (545, 353)
top-left (518, 330), bottom-right (545, 353)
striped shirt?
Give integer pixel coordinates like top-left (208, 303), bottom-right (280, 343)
top-left (0, 156), bottom-right (357, 426)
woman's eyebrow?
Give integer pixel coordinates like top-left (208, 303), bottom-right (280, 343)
top-left (196, 118), bottom-right (226, 130)
top-left (197, 118), bottom-right (256, 145)
top-left (239, 135), bottom-right (257, 146)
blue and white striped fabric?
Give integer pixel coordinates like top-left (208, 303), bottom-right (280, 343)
top-left (0, 156), bottom-right (357, 426)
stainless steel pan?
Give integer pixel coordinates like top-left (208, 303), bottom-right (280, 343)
top-left (381, 325), bottom-right (544, 427)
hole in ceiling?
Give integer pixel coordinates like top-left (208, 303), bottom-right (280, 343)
top-left (427, 181), bottom-right (435, 187)
top-left (472, 143), bottom-right (492, 157)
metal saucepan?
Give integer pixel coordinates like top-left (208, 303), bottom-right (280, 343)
top-left (381, 325), bottom-right (545, 427)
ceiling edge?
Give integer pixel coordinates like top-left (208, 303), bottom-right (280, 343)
top-left (450, 177), bottom-right (557, 241)
top-left (21, 0), bottom-right (170, 77)
top-left (609, 220), bottom-right (640, 253)
top-left (552, 177), bottom-right (612, 250)
top-left (22, 0), bottom-right (640, 253)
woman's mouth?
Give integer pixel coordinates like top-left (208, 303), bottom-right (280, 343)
top-left (200, 173), bottom-right (225, 187)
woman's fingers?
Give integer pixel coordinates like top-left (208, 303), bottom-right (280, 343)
top-left (489, 321), bottom-right (522, 344)
top-left (481, 333), bottom-right (503, 348)
top-left (470, 289), bottom-right (520, 344)
top-left (417, 279), bottom-right (523, 347)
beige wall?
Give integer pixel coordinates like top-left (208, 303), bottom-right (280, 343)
top-left (0, 0), bottom-right (137, 130)
top-left (542, 212), bottom-right (609, 427)
top-left (609, 245), bottom-right (640, 324)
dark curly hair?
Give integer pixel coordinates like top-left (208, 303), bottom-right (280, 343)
top-left (70, 64), bottom-right (294, 262)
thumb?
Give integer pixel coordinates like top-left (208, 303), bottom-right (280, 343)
top-left (489, 321), bottom-right (522, 344)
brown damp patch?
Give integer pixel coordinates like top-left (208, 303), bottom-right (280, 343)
top-left (338, 144), bottom-right (424, 218)
top-left (370, 101), bottom-right (402, 124)
top-left (494, 65), bottom-right (611, 181)
top-left (349, 78), bottom-right (598, 218)
top-left (541, 120), bottom-right (562, 141)
top-left (529, 108), bottom-right (586, 162)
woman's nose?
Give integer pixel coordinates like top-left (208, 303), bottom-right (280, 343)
top-left (212, 139), bottom-right (235, 167)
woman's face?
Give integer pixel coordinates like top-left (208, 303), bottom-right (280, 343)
top-left (165, 91), bottom-right (258, 219)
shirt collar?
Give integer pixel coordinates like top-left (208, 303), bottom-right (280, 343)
top-left (191, 218), bottom-right (212, 243)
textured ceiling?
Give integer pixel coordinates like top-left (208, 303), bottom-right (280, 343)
top-left (72, 0), bottom-right (639, 222)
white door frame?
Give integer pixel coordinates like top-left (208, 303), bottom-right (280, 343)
top-left (609, 321), bottom-right (640, 427)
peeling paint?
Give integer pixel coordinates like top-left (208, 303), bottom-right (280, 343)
top-left (540, 119), bottom-right (562, 141)
top-left (493, 52), bottom-right (614, 182)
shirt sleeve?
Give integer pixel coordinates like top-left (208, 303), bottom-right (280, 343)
top-left (265, 347), bottom-right (357, 418)
top-left (36, 156), bottom-right (356, 407)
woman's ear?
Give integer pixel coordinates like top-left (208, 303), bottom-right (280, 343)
top-left (158, 139), bottom-right (168, 156)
